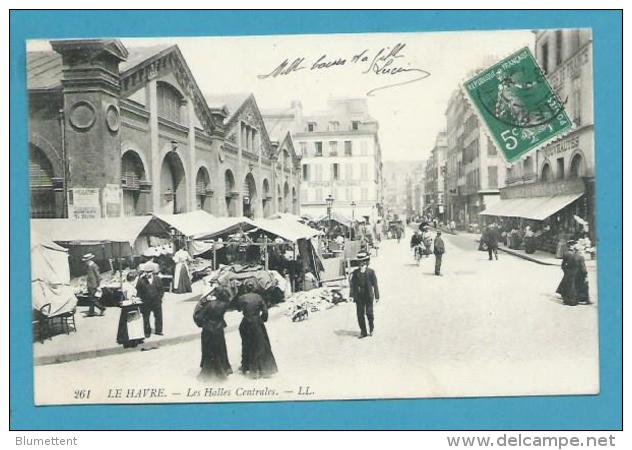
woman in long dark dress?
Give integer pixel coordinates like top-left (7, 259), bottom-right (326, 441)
top-left (574, 249), bottom-right (591, 304)
top-left (556, 241), bottom-right (579, 305)
top-left (236, 281), bottom-right (278, 379)
top-left (194, 287), bottom-right (232, 380)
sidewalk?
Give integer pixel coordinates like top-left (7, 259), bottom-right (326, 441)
top-left (33, 281), bottom-right (287, 366)
top-left (457, 231), bottom-right (598, 269)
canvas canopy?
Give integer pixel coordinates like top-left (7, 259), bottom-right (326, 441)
top-left (31, 216), bottom-right (158, 245)
top-left (317, 212), bottom-right (353, 228)
top-left (254, 217), bottom-right (322, 242)
top-left (153, 211), bottom-right (257, 241)
top-left (30, 230), bottom-right (77, 316)
top-left (192, 216), bottom-right (257, 240)
top-left (268, 212), bottom-right (303, 222)
top-left (31, 230), bottom-right (70, 284)
top-left (152, 210), bottom-right (217, 238)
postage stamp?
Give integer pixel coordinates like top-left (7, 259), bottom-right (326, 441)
top-left (464, 47), bottom-right (573, 163)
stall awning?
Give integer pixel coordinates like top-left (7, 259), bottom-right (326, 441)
top-left (153, 210), bottom-right (218, 237)
top-left (31, 216), bottom-right (158, 245)
top-left (254, 218), bottom-right (322, 242)
top-left (191, 216), bottom-right (257, 241)
top-left (480, 193), bottom-right (584, 221)
top-left (317, 212), bottom-right (352, 228)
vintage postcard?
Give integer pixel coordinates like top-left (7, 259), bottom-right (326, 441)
top-left (27, 29), bottom-right (599, 405)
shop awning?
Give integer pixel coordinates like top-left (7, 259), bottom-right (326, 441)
top-left (31, 216), bottom-right (159, 245)
top-left (480, 193), bottom-right (584, 221)
top-left (254, 217), bottom-right (323, 242)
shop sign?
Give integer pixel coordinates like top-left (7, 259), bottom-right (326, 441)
top-left (103, 184), bottom-right (122, 217)
top-left (68, 188), bottom-right (101, 219)
top-left (541, 134), bottom-right (580, 159)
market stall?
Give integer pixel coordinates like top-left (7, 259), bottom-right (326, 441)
top-left (31, 230), bottom-right (78, 317)
top-left (31, 216), bottom-right (174, 303)
top-left (316, 211), bottom-right (354, 239)
top-left (253, 216), bottom-right (324, 289)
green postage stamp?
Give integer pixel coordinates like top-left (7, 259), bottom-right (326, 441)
top-left (464, 47), bottom-right (573, 163)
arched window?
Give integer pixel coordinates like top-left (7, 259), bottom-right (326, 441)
top-left (29, 144), bottom-right (58, 218)
top-left (196, 167), bottom-right (212, 213)
top-left (157, 82), bottom-right (185, 124)
top-left (541, 163), bottom-right (552, 182)
top-left (262, 179), bottom-right (271, 217)
top-left (283, 182), bottom-right (290, 213)
top-left (121, 150), bottom-right (147, 216)
top-left (243, 173), bottom-right (258, 219)
top-left (277, 184), bottom-right (282, 213)
top-left (225, 169), bottom-right (236, 217)
top-left (283, 149), bottom-right (290, 168)
top-left (570, 154), bottom-right (584, 178)
top-left (160, 152), bottom-right (186, 214)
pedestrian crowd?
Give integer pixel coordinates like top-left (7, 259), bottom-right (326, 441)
top-left (92, 215), bottom-right (593, 384)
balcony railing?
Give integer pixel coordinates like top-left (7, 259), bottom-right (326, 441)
top-left (196, 183), bottom-right (213, 197)
top-left (121, 174), bottom-right (141, 191)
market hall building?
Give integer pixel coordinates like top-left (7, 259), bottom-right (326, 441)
top-left (27, 39), bottom-right (301, 221)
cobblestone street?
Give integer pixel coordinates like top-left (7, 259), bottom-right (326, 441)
top-left (34, 233), bottom-right (599, 405)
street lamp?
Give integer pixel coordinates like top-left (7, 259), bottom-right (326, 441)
top-left (325, 194), bottom-right (335, 237)
top-left (350, 201), bottom-right (356, 239)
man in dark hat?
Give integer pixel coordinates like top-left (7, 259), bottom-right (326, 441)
top-left (349, 252), bottom-right (380, 338)
top-left (484, 224), bottom-right (500, 261)
top-left (83, 253), bottom-right (106, 317)
top-left (136, 262), bottom-right (165, 337)
top-left (433, 231), bottom-right (446, 275)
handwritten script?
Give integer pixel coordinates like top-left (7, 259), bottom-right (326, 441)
top-left (257, 43), bottom-right (431, 96)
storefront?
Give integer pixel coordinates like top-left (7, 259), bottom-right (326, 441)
top-left (479, 178), bottom-right (593, 255)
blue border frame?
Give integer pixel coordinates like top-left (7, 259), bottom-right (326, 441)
top-left (9, 10), bottom-right (622, 430)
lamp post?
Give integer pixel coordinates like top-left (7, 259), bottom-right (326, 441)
top-left (325, 194), bottom-right (334, 237)
top-left (349, 201), bottom-right (356, 239)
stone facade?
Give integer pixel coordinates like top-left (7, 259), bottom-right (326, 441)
top-left (443, 85), bottom-right (506, 227)
top-left (27, 40), bottom-right (300, 220)
top-left (423, 132), bottom-right (448, 220)
top-left (263, 98), bottom-right (384, 221)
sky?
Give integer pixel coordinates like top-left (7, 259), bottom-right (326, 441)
top-left (29, 30), bottom-right (534, 162)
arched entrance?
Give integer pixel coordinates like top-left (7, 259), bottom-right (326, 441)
top-left (29, 144), bottom-right (58, 218)
top-left (225, 169), bottom-right (237, 217)
top-left (243, 173), bottom-right (258, 219)
top-left (196, 167), bottom-right (212, 213)
top-left (283, 182), bottom-right (290, 213)
top-left (277, 184), bottom-right (282, 213)
top-left (570, 153), bottom-right (584, 178)
top-left (160, 152), bottom-right (187, 214)
top-left (121, 150), bottom-right (147, 216)
top-left (262, 178), bottom-right (271, 217)
top-left (541, 163), bottom-right (552, 182)
top-left (292, 187), bottom-right (298, 214)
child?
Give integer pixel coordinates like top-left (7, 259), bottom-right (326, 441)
top-left (121, 271), bottom-right (139, 303)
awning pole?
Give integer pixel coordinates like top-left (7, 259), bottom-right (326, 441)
top-left (213, 242), bottom-right (217, 271)
top-left (264, 235), bottom-right (269, 270)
